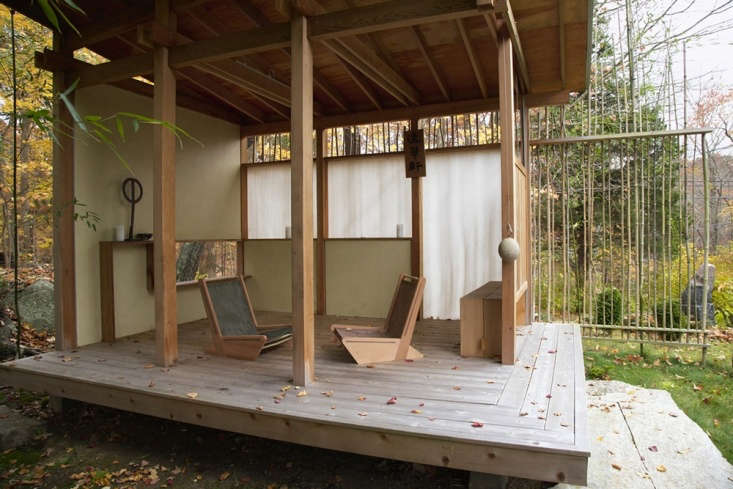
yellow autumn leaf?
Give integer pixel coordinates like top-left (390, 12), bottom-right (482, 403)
top-left (186, 392), bottom-right (198, 399)
top-left (656, 465), bottom-right (667, 473)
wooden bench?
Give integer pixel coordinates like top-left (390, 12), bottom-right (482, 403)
top-left (459, 281), bottom-right (502, 358)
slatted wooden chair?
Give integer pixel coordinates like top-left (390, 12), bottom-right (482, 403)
top-left (199, 276), bottom-right (292, 360)
top-left (331, 274), bottom-right (426, 365)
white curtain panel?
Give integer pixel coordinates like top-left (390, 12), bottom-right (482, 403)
top-left (247, 164), bottom-right (318, 239)
top-left (328, 155), bottom-right (412, 238)
top-left (423, 148), bottom-right (502, 319)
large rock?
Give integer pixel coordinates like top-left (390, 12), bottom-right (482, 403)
top-left (17, 280), bottom-right (55, 332)
top-left (0, 321), bottom-right (17, 357)
top-left (554, 380), bottom-right (733, 489)
top-left (0, 405), bottom-right (43, 450)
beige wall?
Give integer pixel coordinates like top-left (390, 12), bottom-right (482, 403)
top-left (74, 85), bottom-right (241, 346)
top-left (325, 239), bottom-right (411, 317)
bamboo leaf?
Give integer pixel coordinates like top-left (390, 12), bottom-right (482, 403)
top-left (49, 0), bottom-right (81, 35)
top-left (37, 0), bottom-right (61, 32)
top-left (115, 118), bottom-right (126, 142)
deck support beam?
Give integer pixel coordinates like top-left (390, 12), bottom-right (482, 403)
top-left (316, 129), bottom-right (328, 315)
top-left (51, 34), bottom-right (77, 351)
top-left (153, 0), bottom-right (178, 367)
top-left (498, 29), bottom-right (516, 365)
top-left (291, 15), bottom-right (315, 386)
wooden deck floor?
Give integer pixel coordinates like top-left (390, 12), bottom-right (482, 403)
top-left (0, 315), bottom-right (589, 484)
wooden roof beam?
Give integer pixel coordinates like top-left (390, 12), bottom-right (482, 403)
top-left (456, 18), bottom-right (488, 98)
top-left (177, 68), bottom-right (266, 122)
top-left (557, 0), bottom-right (566, 89)
top-left (410, 26), bottom-right (450, 102)
top-left (494, 0), bottom-right (530, 93)
top-left (333, 55), bottom-right (382, 110)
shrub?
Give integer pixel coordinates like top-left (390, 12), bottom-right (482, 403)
top-left (654, 299), bottom-right (688, 341)
top-left (595, 288), bottom-right (622, 325)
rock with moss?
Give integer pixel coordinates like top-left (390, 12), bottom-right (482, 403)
top-left (16, 280), bottom-right (55, 332)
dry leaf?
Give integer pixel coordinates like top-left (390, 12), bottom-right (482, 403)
top-left (321, 391), bottom-right (333, 397)
top-left (486, 379), bottom-right (495, 384)
top-left (668, 412), bottom-right (678, 418)
top-left (560, 422), bottom-right (569, 427)
top-left (451, 366), bottom-right (460, 370)
top-left (648, 445), bottom-right (658, 452)
top-left (411, 409), bottom-right (422, 414)
top-left (471, 421), bottom-right (484, 428)
top-left (692, 384), bottom-right (703, 392)
top-left (386, 396), bottom-right (397, 405)
top-left (548, 349), bottom-right (557, 354)
top-left (519, 412), bottom-right (528, 417)
top-left (219, 472), bottom-right (230, 481)
top-left (545, 394), bottom-right (552, 399)
top-left (281, 385), bottom-right (292, 392)
top-left (186, 392), bottom-right (198, 399)
top-left (611, 464), bottom-right (622, 471)
top-left (357, 396), bottom-right (366, 401)
top-left (453, 386), bottom-right (462, 391)
top-left (676, 448), bottom-right (690, 455)
top-left (357, 411), bottom-right (368, 416)
top-left (147, 381), bottom-right (155, 388)
top-left (255, 406), bottom-right (264, 411)
top-left (62, 356), bottom-right (73, 363)
top-left (366, 364), bottom-right (375, 368)
top-left (419, 402), bottom-right (424, 407)
top-left (296, 390), bottom-right (308, 397)
top-left (143, 363), bottom-right (154, 369)
top-left (428, 416), bottom-right (436, 421)
top-left (656, 465), bottom-right (667, 473)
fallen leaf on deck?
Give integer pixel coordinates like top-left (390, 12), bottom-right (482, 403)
top-left (219, 472), bottom-right (230, 481)
top-left (611, 464), bottom-right (622, 471)
top-left (296, 390), bottom-right (308, 397)
top-left (255, 406), bottom-right (264, 411)
top-left (451, 366), bottom-right (459, 370)
top-left (386, 396), bottom-right (397, 405)
top-left (405, 359), bottom-right (414, 363)
top-left (486, 380), bottom-right (495, 384)
top-left (548, 349), bottom-right (556, 354)
top-left (411, 409), bottom-right (422, 414)
top-left (471, 421), bottom-right (484, 428)
top-left (357, 396), bottom-right (366, 401)
top-left (668, 413), bottom-right (678, 417)
top-left (656, 465), bottom-right (667, 473)
top-left (519, 412), bottom-right (528, 417)
top-left (148, 381), bottom-right (154, 388)
top-left (648, 445), bottom-right (658, 452)
top-left (452, 386), bottom-right (462, 391)
top-left (281, 385), bottom-right (292, 392)
top-left (560, 422), bottom-right (569, 427)
top-left (62, 356), bottom-right (73, 363)
top-left (358, 412), bottom-right (368, 416)
top-left (537, 415), bottom-right (545, 420)
top-left (366, 365), bottom-right (375, 368)
top-left (676, 448), bottom-right (690, 455)
top-left (545, 394), bottom-right (552, 399)
top-left (428, 416), bottom-right (436, 421)
top-left (419, 402), bottom-right (424, 407)
top-left (321, 391), bottom-right (333, 397)
top-left (143, 364), bottom-right (154, 369)
top-left (186, 392), bottom-right (198, 399)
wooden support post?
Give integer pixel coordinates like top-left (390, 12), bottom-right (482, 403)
top-left (237, 164), bottom-right (247, 276)
top-left (52, 36), bottom-right (77, 350)
top-left (291, 14), bottom-right (315, 386)
top-left (316, 129), bottom-right (328, 315)
top-left (521, 96), bottom-right (531, 324)
top-left (153, 0), bottom-right (177, 366)
top-left (409, 117), bottom-right (423, 319)
top-left (498, 30), bottom-right (516, 365)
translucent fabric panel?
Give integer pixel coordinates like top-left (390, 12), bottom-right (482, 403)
top-left (247, 164), bottom-right (317, 239)
top-left (423, 148), bottom-right (502, 319)
top-left (328, 155), bottom-right (412, 238)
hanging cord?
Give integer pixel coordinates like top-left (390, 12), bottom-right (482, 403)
top-left (11, 9), bottom-right (21, 358)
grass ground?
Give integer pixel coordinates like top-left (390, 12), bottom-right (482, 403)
top-left (582, 338), bottom-right (732, 464)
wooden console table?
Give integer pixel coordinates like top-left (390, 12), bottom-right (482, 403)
top-left (99, 240), bottom-right (154, 342)
top-left (459, 281), bottom-right (502, 358)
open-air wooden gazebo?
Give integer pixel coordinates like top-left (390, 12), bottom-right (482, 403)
top-left (1, 0), bottom-right (592, 484)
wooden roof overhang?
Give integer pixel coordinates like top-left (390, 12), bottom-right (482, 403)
top-left (10, 0), bottom-right (592, 134)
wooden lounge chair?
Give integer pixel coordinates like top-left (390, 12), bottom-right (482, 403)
top-left (331, 274), bottom-right (426, 365)
top-left (199, 275), bottom-right (292, 360)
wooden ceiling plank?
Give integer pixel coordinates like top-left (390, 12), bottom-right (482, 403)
top-left (333, 54), bottom-right (382, 110)
top-left (410, 26), bottom-right (450, 102)
top-left (197, 62), bottom-right (290, 108)
top-left (494, 0), bottom-right (530, 93)
top-left (178, 68), bottom-right (266, 122)
top-left (322, 39), bottom-right (407, 106)
top-left (456, 18), bottom-right (488, 99)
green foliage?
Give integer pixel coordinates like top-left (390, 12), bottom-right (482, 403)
top-left (595, 288), bottom-right (622, 325)
top-left (655, 299), bottom-right (688, 340)
top-left (711, 244), bottom-right (733, 328)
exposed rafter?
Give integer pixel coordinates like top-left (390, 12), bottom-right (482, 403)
top-left (557, 0), bottom-right (566, 89)
top-left (177, 68), bottom-right (266, 122)
top-left (334, 55), bottom-right (382, 110)
top-left (456, 18), bottom-right (488, 98)
top-left (410, 26), bottom-right (450, 102)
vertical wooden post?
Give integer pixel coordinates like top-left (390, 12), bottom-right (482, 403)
top-left (153, 0), bottom-right (177, 366)
top-left (521, 96), bottom-right (532, 325)
top-left (316, 128), bottom-right (328, 315)
top-left (498, 30), bottom-right (516, 365)
top-left (52, 34), bottom-right (76, 350)
top-left (409, 118), bottom-right (423, 318)
top-left (238, 130), bottom-right (249, 276)
top-left (291, 14), bottom-right (315, 386)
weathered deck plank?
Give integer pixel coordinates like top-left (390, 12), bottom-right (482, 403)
top-left (0, 315), bottom-right (589, 484)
